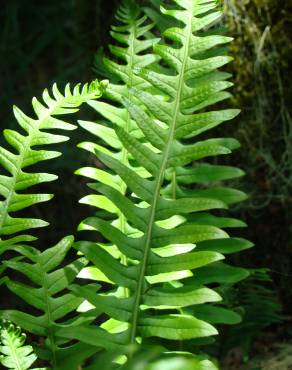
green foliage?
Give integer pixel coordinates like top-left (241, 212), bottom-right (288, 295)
top-left (78, 0), bottom-right (159, 164)
top-left (76, 0), bottom-right (161, 302)
top-left (0, 80), bottom-right (106, 264)
top-left (0, 237), bottom-right (98, 369)
top-left (224, 0), bottom-right (291, 328)
top-left (0, 79), bottom-right (106, 368)
top-left (225, 0), bottom-right (292, 210)
top-left (84, 347), bottom-right (218, 370)
top-left (0, 320), bottom-right (44, 370)
top-left (0, 0), bottom-right (253, 368)
top-left (93, 0), bottom-right (159, 83)
top-left (76, 0), bottom-right (163, 314)
top-left (223, 269), bottom-right (283, 357)
top-left (58, 0), bottom-right (252, 359)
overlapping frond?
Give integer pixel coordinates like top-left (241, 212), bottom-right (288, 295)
top-left (79, 0), bottom-right (160, 166)
top-left (62, 0), bottom-right (252, 354)
top-left (77, 0), bottom-right (161, 295)
top-left (93, 0), bottom-right (159, 95)
top-left (0, 80), bottom-right (106, 258)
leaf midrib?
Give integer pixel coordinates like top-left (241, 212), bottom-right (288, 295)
top-left (129, 8), bottom-right (194, 344)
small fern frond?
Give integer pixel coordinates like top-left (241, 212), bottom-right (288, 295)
top-left (0, 237), bottom-right (97, 370)
top-left (0, 80), bottom-right (106, 255)
top-left (0, 320), bottom-right (44, 370)
top-left (61, 0), bottom-right (252, 354)
top-left (93, 0), bottom-right (159, 93)
top-left (81, 0), bottom-right (160, 148)
top-left (80, 0), bottom-right (160, 157)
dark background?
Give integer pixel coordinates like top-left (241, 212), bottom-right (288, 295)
top-left (0, 0), bottom-right (291, 368)
top-left (0, 0), bottom-right (120, 242)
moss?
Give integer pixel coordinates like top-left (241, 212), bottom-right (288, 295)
top-left (224, 0), bottom-right (292, 208)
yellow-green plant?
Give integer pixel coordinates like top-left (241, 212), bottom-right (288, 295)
top-left (0, 1), bottom-right (252, 369)
top-left (0, 81), bottom-right (104, 258)
top-left (61, 0), bottom-right (251, 356)
top-left (0, 82), bottom-right (106, 369)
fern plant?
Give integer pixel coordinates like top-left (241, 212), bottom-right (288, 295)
top-left (76, 0), bottom-right (161, 296)
top-left (59, 0), bottom-right (252, 357)
top-left (0, 0), bottom-right (253, 368)
top-left (0, 81), bottom-right (106, 369)
top-left (0, 237), bottom-right (100, 369)
top-left (0, 80), bottom-right (105, 259)
top-left (77, 0), bottom-right (159, 217)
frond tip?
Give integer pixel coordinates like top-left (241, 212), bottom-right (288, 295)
top-left (0, 79), bottom-right (106, 257)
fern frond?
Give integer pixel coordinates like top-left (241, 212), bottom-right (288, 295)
top-left (0, 320), bottom-right (44, 370)
top-left (77, 0), bottom-right (161, 297)
top-left (93, 0), bottom-right (159, 94)
top-left (79, 0), bottom-right (160, 156)
top-left (62, 0), bottom-right (251, 353)
top-left (0, 80), bottom-right (106, 255)
top-left (0, 237), bottom-right (97, 370)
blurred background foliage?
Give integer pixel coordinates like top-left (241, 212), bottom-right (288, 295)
top-left (0, 0), bottom-right (291, 368)
top-left (222, 0), bottom-right (292, 366)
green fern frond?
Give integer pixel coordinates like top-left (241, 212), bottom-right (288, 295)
top-left (0, 237), bottom-right (98, 370)
top-left (80, 0), bottom-right (160, 154)
top-left (61, 0), bottom-right (252, 354)
top-left (76, 0), bottom-right (162, 298)
top-left (0, 80), bottom-right (106, 256)
top-left (93, 0), bottom-right (159, 94)
top-left (0, 320), bottom-right (45, 370)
